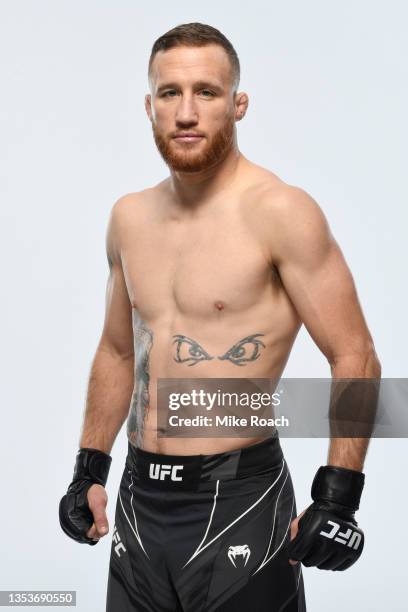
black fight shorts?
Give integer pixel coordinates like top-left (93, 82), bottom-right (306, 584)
top-left (106, 435), bottom-right (306, 612)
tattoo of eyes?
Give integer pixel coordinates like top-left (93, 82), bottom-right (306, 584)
top-left (218, 334), bottom-right (266, 366)
top-left (172, 333), bottom-right (266, 367)
top-left (172, 335), bottom-right (214, 366)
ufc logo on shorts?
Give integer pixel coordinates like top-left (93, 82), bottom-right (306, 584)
top-left (113, 523), bottom-right (126, 558)
top-left (149, 463), bottom-right (184, 481)
top-left (319, 520), bottom-right (362, 550)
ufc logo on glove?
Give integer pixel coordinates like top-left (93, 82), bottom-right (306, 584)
top-left (320, 520), bottom-right (363, 550)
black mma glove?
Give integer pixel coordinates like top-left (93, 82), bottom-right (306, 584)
top-left (287, 465), bottom-right (365, 571)
top-left (59, 448), bottom-right (112, 545)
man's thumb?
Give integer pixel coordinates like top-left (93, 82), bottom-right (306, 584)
top-left (91, 504), bottom-right (109, 536)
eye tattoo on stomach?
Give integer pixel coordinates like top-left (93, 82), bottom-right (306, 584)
top-left (172, 335), bottom-right (214, 367)
top-left (172, 333), bottom-right (266, 366)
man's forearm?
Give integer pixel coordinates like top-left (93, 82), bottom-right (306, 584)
top-left (327, 349), bottom-right (381, 471)
top-left (79, 345), bottom-right (135, 453)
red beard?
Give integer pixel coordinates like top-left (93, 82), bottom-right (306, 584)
top-left (151, 115), bottom-right (235, 173)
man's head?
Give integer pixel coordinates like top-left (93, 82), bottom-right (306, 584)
top-left (145, 23), bottom-right (248, 173)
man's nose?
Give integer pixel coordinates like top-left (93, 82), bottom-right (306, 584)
top-left (175, 95), bottom-right (198, 125)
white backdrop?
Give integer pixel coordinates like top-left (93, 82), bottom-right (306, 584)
top-left (1, 1), bottom-right (407, 610)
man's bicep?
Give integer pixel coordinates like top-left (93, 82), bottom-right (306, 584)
top-left (274, 189), bottom-right (374, 363)
top-left (98, 200), bottom-right (134, 359)
top-left (99, 261), bottom-right (134, 358)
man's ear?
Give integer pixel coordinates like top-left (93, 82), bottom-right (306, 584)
top-left (145, 94), bottom-right (152, 121)
top-left (235, 91), bottom-right (249, 121)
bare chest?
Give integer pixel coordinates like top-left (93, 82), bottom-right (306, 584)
top-left (121, 209), bottom-right (274, 320)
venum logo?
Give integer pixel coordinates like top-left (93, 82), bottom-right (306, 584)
top-left (112, 523), bottom-right (126, 558)
top-left (319, 520), bottom-right (362, 550)
top-left (149, 463), bottom-right (184, 481)
top-left (228, 544), bottom-right (251, 567)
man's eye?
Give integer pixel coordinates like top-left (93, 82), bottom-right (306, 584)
top-left (200, 90), bottom-right (214, 97)
top-left (162, 90), bottom-right (178, 97)
top-left (172, 335), bottom-right (214, 366)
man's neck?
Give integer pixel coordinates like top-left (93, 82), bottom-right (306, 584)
top-left (168, 148), bottom-right (247, 209)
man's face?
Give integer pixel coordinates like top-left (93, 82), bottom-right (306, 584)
top-left (146, 44), bottom-right (239, 173)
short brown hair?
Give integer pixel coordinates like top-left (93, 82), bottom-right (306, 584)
top-left (148, 22), bottom-right (240, 91)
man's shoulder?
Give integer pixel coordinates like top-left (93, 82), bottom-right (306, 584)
top-left (110, 177), bottom-right (169, 218)
top-left (247, 170), bottom-right (326, 232)
top-left (247, 167), bottom-right (316, 215)
top-left (110, 187), bottom-right (154, 216)
top-left (243, 166), bottom-right (331, 261)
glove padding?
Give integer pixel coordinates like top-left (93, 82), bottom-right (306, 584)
top-left (59, 448), bottom-right (112, 545)
top-left (287, 465), bottom-right (365, 571)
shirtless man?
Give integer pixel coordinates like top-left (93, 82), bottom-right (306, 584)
top-left (59, 22), bottom-right (381, 612)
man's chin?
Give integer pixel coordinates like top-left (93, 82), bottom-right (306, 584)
top-left (167, 160), bottom-right (208, 173)
top-left (163, 152), bottom-right (212, 173)
top-left (164, 140), bottom-right (208, 172)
